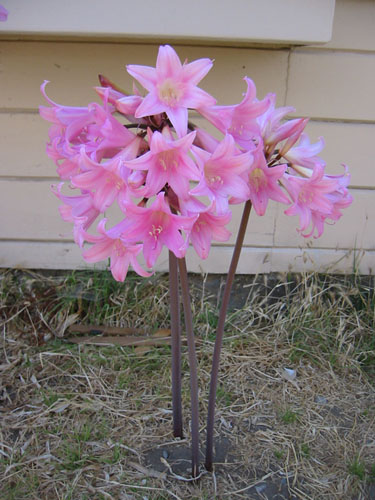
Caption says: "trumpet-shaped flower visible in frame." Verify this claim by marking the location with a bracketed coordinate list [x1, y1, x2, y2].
[117, 193, 197, 267]
[284, 164, 341, 234]
[190, 135, 252, 214]
[188, 203, 232, 259]
[246, 151, 290, 216]
[82, 219, 152, 282]
[0, 5, 8, 21]
[40, 82, 135, 161]
[124, 128, 199, 199]
[51, 183, 100, 246]
[72, 138, 141, 211]
[283, 133, 325, 169]
[199, 77, 270, 150]
[127, 45, 216, 137]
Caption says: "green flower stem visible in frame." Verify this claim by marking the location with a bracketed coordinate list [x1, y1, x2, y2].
[169, 251, 183, 439]
[178, 257, 200, 478]
[205, 200, 252, 471]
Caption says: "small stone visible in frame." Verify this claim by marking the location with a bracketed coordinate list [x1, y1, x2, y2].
[315, 395, 328, 405]
[162, 449, 169, 459]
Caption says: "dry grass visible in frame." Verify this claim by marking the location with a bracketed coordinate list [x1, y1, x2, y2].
[0, 269, 374, 499]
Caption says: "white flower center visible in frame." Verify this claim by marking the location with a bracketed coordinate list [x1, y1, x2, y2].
[158, 79, 183, 107]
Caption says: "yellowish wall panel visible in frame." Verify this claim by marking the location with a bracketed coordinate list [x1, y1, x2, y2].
[287, 50, 375, 121]
[323, 0, 375, 51]
[0, 179, 72, 241]
[1, 241, 373, 275]
[0, 42, 288, 111]
[0, 113, 52, 177]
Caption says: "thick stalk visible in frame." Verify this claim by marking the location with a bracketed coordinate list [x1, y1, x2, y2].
[169, 251, 183, 438]
[178, 257, 200, 478]
[205, 200, 252, 471]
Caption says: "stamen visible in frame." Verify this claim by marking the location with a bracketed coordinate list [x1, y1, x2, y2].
[158, 79, 183, 107]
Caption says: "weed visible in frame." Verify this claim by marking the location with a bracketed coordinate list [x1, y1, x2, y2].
[216, 385, 233, 407]
[348, 458, 366, 480]
[274, 449, 285, 460]
[300, 443, 310, 458]
[280, 409, 299, 424]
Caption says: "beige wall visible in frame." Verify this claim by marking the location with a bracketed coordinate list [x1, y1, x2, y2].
[0, 0, 374, 274]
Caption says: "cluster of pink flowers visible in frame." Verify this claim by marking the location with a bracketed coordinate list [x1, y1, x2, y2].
[40, 45, 352, 282]
[0, 4, 8, 21]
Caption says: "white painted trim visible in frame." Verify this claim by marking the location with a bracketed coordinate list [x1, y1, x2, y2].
[0, 0, 336, 45]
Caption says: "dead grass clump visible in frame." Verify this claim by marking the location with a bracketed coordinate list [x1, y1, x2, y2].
[1, 269, 374, 499]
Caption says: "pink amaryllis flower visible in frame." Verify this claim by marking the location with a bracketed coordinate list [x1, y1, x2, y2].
[188, 203, 232, 260]
[284, 164, 342, 234]
[0, 5, 8, 21]
[124, 127, 199, 199]
[190, 134, 252, 214]
[245, 151, 290, 216]
[82, 219, 152, 282]
[40, 82, 135, 161]
[127, 45, 216, 137]
[257, 94, 307, 158]
[116, 193, 197, 268]
[283, 133, 325, 170]
[199, 77, 270, 151]
[52, 184, 99, 229]
[71, 137, 142, 212]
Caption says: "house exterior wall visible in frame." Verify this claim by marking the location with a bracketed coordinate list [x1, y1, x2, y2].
[0, 0, 374, 274]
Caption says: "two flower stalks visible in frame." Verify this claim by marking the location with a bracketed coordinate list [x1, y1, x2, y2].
[40, 45, 352, 477]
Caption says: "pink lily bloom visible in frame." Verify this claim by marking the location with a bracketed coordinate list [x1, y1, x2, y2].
[82, 220, 152, 282]
[284, 164, 341, 234]
[51, 183, 100, 244]
[72, 138, 142, 212]
[278, 119, 309, 157]
[118, 193, 197, 268]
[127, 45, 216, 137]
[325, 165, 353, 215]
[199, 77, 270, 151]
[190, 135, 252, 214]
[40, 81, 94, 127]
[283, 133, 325, 169]
[303, 171, 352, 239]
[40, 82, 135, 161]
[115, 94, 143, 116]
[189, 203, 232, 259]
[124, 128, 199, 199]
[0, 5, 8, 21]
[246, 150, 290, 216]
[94, 86, 127, 106]
[88, 102, 136, 157]
[257, 94, 307, 157]
[56, 152, 82, 180]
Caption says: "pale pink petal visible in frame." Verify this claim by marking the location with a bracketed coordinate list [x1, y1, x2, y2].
[182, 86, 216, 109]
[166, 106, 188, 137]
[135, 92, 166, 118]
[182, 58, 214, 85]
[83, 239, 114, 263]
[126, 64, 157, 92]
[156, 45, 182, 78]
